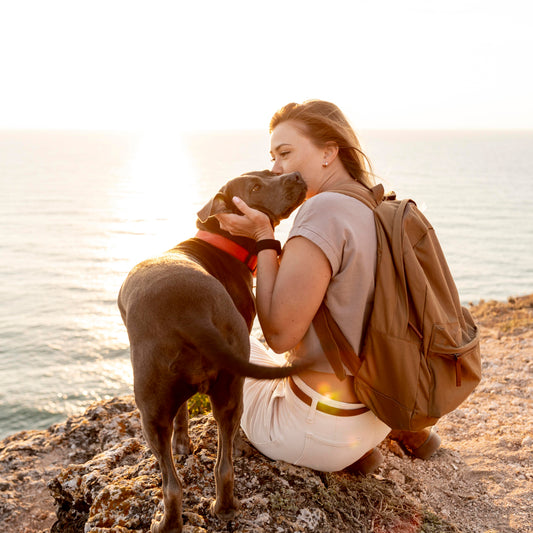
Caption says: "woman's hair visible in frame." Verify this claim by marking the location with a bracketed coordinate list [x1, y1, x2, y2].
[269, 100, 375, 188]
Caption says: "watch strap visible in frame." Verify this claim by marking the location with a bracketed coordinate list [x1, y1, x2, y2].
[255, 239, 282, 255]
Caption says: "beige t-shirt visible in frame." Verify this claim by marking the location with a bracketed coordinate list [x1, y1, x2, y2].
[287, 191, 377, 374]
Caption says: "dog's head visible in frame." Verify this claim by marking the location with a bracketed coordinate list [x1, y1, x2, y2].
[197, 170, 307, 226]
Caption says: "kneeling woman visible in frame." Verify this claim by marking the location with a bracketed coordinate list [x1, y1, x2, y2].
[217, 100, 436, 472]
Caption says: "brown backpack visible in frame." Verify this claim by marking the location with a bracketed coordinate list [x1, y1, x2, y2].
[313, 182, 481, 431]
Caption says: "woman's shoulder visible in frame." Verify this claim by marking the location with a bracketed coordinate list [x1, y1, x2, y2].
[289, 191, 377, 276]
[300, 191, 373, 220]
[291, 192, 374, 245]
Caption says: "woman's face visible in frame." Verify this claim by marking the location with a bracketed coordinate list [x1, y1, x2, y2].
[270, 121, 326, 197]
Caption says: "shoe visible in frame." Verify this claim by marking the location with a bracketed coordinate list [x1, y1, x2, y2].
[344, 447, 384, 475]
[389, 428, 441, 460]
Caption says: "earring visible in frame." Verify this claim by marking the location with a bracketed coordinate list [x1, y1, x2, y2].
[323, 161, 328, 167]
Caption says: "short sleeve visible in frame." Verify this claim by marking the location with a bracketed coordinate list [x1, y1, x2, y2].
[288, 193, 347, 275]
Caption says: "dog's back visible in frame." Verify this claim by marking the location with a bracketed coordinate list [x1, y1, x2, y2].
[118, 249, 251, 383]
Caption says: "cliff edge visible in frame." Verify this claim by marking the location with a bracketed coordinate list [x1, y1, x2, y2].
[1, 295, 532, 532]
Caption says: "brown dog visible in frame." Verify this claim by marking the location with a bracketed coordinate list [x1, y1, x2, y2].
[118, 170, 307, 533]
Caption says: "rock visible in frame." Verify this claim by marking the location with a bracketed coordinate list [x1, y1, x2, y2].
[521, 435, 533, 447]
[0, 397, 434, 533]
[387, 469, 406, 485]
[296, 507, 327, 530]
[0, 397, 141, 532]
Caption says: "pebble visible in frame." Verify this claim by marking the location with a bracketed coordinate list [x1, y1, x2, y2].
[521, 435, 533, 447]
[183, 525, 207, 533]
[388, 469, 406, 485]
[183, 512, 206, 526]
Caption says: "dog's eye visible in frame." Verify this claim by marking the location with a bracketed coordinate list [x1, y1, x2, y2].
[251, 184, 261, 192]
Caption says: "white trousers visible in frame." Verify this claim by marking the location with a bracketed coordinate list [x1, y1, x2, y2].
[240, 337, 391, 472]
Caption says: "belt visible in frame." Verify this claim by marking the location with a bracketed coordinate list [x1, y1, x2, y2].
[288, 377, 370, 417]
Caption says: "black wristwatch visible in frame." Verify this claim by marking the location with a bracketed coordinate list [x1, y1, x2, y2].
[255, 239, 282, 255]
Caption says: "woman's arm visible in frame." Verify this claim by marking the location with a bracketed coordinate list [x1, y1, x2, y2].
[256, 235, 331, 352]
[217, 197, 331, 353]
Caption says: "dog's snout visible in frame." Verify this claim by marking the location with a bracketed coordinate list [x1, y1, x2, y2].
[282, 171, 303, 184]
[280, 171, 306, 196]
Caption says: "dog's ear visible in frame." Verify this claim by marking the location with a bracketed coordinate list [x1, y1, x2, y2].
[197, 193, 233, 222]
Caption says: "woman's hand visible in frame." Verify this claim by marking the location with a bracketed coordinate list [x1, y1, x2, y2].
[216, 197, 275, 241]
[219, 198, 331, 354]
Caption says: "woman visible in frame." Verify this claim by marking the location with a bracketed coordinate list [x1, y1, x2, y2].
[217, 100, 439, 473]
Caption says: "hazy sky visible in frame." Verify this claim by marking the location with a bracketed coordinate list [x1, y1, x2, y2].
[1, 0, 532, 132]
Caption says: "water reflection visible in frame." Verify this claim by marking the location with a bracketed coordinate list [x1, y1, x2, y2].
[109, 130, 202, 266]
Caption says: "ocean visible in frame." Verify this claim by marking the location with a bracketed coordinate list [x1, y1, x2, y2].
[1, 129, 532, 439]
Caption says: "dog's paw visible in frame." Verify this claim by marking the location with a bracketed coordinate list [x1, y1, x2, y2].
[172, 438, 193, 456]
[210, 497, 241, 520]
[233, 433, 254, 457]
[150, 515, 182, 533]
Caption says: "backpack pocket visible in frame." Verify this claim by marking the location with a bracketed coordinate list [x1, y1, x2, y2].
[426, 321, 481, 418]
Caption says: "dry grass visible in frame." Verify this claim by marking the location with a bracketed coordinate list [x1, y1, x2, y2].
[469, 293, 533, 335]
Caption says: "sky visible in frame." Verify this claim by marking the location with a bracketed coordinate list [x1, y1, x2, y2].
[0, 0, 532, 132]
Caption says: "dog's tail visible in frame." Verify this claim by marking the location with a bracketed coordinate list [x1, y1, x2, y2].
[188, 326, 311, 380]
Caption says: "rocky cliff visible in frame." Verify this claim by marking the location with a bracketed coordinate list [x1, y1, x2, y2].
[1, 295, 532, 532]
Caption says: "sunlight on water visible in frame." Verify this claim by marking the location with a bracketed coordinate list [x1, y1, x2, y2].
[93, 131, 208, 383]
[110, 130, 203, 267]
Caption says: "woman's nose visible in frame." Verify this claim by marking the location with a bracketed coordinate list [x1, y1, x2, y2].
[271, 159, 283, 175]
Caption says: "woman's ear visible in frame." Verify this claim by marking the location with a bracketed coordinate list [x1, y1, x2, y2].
[324, 142, 339, 163]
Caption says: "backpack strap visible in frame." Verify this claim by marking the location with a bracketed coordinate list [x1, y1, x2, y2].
[313, 302, 363, 381]
[328, 182, 385, 210]
[311, 181, 385, 381]
[390, 198, 411, 292]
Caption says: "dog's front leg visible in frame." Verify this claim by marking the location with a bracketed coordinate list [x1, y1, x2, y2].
[209, 374, 244, 518]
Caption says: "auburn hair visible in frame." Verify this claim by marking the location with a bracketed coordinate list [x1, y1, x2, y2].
[269, 100, 375, 188]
